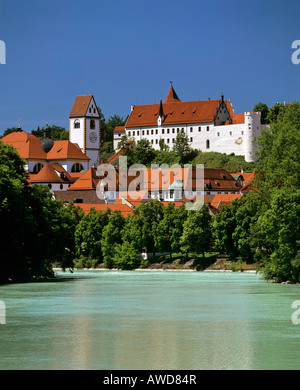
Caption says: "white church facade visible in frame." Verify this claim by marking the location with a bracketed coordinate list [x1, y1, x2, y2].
[113, 85, 268, 162]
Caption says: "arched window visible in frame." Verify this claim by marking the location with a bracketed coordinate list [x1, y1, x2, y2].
[90, 119, 95, 129]
[206, 139, 210, 149]
[71, 163, 84, 172]
[74, 120, 80, 129]
[33, 163, 44, 173]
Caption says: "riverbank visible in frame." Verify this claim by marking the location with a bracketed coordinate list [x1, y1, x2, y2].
[59, 256, 259, 273]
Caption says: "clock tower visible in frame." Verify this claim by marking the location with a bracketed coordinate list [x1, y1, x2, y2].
[69, 94, 101, 167]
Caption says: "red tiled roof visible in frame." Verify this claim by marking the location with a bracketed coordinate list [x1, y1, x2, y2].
[113, 126, 125, 133]
[211, 193, 242, 209]
[67, 167, 241, 193]
[231, 171, 255, 186]
[46, 140, 89, 161]
[163, 85, 181, 104]
[1, 131, 89, 161]
[69, 95, 93, 117]
[126, 98, 234, 128]
[67, 167, 100, 191]
[1, 131, 47, 160]
[74, 203, 132, 217]
[29, 163, 74, 184]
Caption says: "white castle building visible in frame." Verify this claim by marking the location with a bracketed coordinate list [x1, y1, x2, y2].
[113, 85, 267, 162]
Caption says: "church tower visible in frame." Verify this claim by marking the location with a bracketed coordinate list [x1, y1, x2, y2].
[69, 94, 101, 167]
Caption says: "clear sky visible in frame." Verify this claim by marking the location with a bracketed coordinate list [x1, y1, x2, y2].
[0, 0, 300, 134]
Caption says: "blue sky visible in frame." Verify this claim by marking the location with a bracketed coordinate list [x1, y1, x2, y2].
[0, 0, 300, 134]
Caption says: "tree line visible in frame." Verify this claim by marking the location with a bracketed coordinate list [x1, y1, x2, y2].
[0, 101, 299, 283]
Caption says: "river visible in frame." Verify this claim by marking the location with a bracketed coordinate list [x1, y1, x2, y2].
[0, 270, 299, 370]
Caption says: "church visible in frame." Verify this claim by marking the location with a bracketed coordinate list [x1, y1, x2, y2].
[113, 85, 268, 162]
[1, 94, 101, 193]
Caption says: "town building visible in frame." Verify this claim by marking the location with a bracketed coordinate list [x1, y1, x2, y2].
[113, 85, 268, 162]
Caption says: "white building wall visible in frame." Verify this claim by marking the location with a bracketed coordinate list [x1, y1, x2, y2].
[114, 112, 264, 161]
[212, 123, 246, 155]
[69, 118, 85, 150]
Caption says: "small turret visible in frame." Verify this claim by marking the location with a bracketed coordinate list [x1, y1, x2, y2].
[157, 99, 165, 126]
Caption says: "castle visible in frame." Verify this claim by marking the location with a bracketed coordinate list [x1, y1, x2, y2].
[113, 85, 267, 162]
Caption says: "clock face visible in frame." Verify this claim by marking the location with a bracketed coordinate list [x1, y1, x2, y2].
[89, 131, 97, 143]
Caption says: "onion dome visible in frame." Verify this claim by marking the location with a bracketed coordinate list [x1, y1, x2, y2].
[40, 123, 54, 153]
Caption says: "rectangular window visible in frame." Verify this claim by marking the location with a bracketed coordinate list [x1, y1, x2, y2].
[167, 128, 170, 133]
[172, 128, 175, 133]
[162, 129, 165, 134]
[142, 130, 145, 135]
[156, 129, 158, 134]
[198, 127, 201, 132]
[207, 126, 209, 131]
[190, 127, 193, 132]
[167, 139, 170, 143]
[151, 129, 153, 135]
[133, 131, 135, 136]
[137, 131, 139, 136]
[241, 131, 244, 135]
[190, 137, 193, 142]
[230, 131, 232, 136]
[156, 139, 158, 144]
[128, 131, 131, 136]
[147, 130, 149, 135]
[151, 140, 153, 144]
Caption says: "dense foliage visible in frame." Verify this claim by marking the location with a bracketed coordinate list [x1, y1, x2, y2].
[0, 143, 83, 283]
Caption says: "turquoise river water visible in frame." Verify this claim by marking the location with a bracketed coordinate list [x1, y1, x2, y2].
[0, 270, 300, 370]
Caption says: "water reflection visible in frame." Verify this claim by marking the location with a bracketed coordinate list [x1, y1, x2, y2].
[0, 271, 299, 370]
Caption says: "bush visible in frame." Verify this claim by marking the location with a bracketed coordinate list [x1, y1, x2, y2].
[112, 241, 141, 270]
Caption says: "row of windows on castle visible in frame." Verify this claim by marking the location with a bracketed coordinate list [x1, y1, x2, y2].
[126, 126, 245, 138]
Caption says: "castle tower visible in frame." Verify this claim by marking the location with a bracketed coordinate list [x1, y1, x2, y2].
[69, 94, 100, 167]
[244, 112, 261, 162]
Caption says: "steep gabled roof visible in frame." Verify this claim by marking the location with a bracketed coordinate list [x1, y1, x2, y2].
[126, 99, 231, 128]
[69, 95, 93, 117]
[29, 163, 74, 184]
[163, 85, 181, 104]
[67, 167, 100, 191]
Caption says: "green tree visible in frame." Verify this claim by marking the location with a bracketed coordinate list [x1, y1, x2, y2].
[180, 205, 212, 259]
[133, 138, 156, 166]
[155, 203, 187, 258]
[257, 190, 300, 283]
[173, 130, 191, 160]
[253, 102, 269, 124]
[112, 241, 141, 270]
[31, 125, 69, 140]
[75, 208, 110, 261]
[101, 210, 125, 268]
[254, 101, 300, 190]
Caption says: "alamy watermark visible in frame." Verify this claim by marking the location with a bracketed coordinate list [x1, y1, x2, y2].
[291, 40, 300, 65]
[0, 40, 6, 64]
[95, 157, 205, 210]
[291, 300, 300, 325]
[0, 300, 6, 324]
